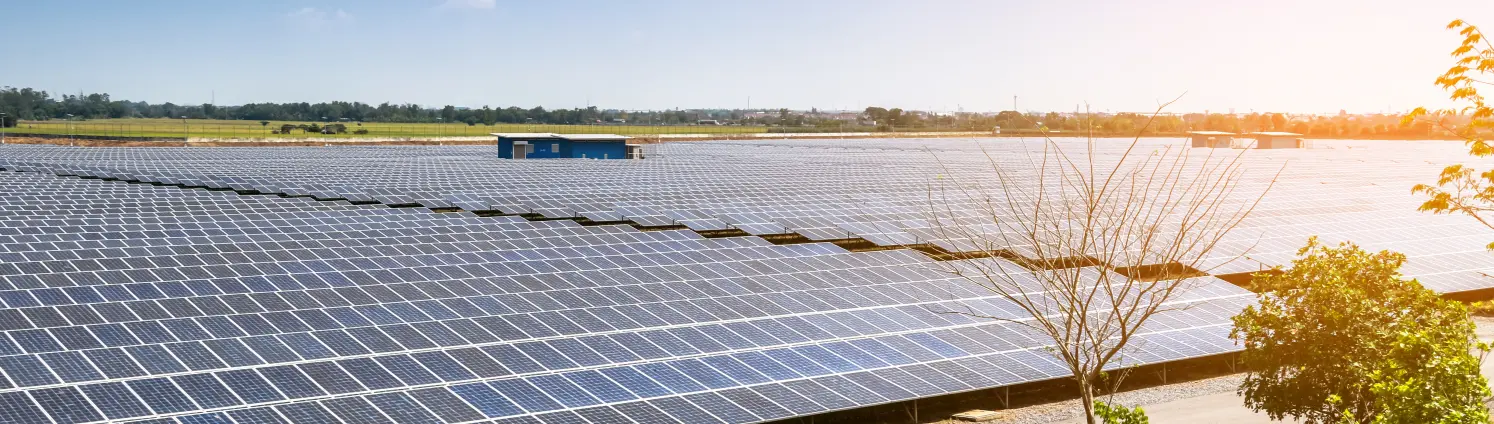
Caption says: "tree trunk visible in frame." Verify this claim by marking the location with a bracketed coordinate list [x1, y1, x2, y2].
[1079, 377, 1097, 424]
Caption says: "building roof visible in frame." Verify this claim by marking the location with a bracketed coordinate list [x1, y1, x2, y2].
[1187, 131, 1236, 136]
[1247, 131, 1303, 137]
[490, 133, 630, 142]
[558, 134, 631, 142]
[491, 133, 563, 139]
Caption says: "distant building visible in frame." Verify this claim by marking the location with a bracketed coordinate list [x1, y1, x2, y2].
[1187, 131, 1235, 148]
[1245, 132, 1305, 149]
[493, 133, 635, 159]
[696, 120, 722, 126]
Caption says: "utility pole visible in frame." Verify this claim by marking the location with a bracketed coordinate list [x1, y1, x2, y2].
[0, 112, 7, 145]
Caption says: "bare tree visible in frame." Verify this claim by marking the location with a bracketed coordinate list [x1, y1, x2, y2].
[924, 101, 1278, 423]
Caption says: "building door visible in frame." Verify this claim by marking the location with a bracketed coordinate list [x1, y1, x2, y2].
[514, 144, 529, 159]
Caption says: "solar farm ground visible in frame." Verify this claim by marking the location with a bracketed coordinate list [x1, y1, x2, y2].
[0, 137, 1486, 424]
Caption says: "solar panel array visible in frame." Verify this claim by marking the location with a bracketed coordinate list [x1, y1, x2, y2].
[0, 138, 1485, 423]
[2, 138, 1491, 291]
[0, 156, 1252, 424]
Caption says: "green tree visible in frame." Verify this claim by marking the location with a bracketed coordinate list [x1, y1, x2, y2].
[1231, 238, 1490, 424]
[1406, 20, 1494, 246]
[1094, 402, 1148, 424]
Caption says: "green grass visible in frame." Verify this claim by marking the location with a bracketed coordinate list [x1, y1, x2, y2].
[2, 118, 770, 139]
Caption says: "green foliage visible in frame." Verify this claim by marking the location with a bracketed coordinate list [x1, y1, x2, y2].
[1093, 401, 1148, 424]
[1231, 238, 1490, 424]
[1407, 19, 1494, 243]
[1469, 300, 1494, 316]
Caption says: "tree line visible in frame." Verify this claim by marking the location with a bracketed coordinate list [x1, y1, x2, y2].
[0, 86, 738, 126]
[0, 86, 1457, 138]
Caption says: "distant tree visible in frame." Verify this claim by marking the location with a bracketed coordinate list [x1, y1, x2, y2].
[1244, 113, 1264, 132]
[305, 123, 321, 134]
[280, 124, 296, 134]
[993, 110, 1026, 130]
[1232, 238, 1489, 424]
[1289, 122, 1310, 134]
[1406, 19, 1494, 245]
[886, 108, 904, 127]
[1270, 113, 1287, 131]
[863, 107, 889, 123]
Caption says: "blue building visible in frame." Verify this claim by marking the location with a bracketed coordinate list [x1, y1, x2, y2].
[494, 133, 638, 159]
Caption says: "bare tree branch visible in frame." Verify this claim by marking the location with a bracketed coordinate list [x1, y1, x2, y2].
[920, 97, 1274, 423]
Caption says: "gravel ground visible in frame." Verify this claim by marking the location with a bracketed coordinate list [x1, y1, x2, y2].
[968, 374, 1246, 424]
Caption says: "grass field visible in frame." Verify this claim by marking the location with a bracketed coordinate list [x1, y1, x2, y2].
[2, 118, 771, 139]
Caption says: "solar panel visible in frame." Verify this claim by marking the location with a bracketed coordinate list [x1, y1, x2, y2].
[0, 137, 1471, 423]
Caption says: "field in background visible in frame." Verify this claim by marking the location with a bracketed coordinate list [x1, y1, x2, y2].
[3, 118, 771, 139]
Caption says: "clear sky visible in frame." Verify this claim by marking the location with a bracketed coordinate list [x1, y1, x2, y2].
[3, 0, 1492, 114]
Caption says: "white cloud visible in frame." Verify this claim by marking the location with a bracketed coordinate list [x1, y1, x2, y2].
[439, 0, 496, 10]
[286, 7, 354, 29]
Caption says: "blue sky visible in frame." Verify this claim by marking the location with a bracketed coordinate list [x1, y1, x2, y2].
[3, 0, 1493, 113]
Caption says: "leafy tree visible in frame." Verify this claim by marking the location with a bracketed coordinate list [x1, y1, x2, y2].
[993, 110, 1027, 129]
[1271, 113, 1287, 131]
[1093, 402, 1148, 424]
[279, 124, 296, 134]
[305, 123, 321, 134]
[1406, 19, 1494, 245]
[1231, 238, 1490, 424]
[886, 108, 904, 127]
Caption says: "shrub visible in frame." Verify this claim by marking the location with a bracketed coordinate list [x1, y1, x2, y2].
[1232, 237, 1490, 423]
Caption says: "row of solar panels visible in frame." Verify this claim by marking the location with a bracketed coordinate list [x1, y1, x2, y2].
[0, 167, 1254, 424]
[1, 139, 1489, 294]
